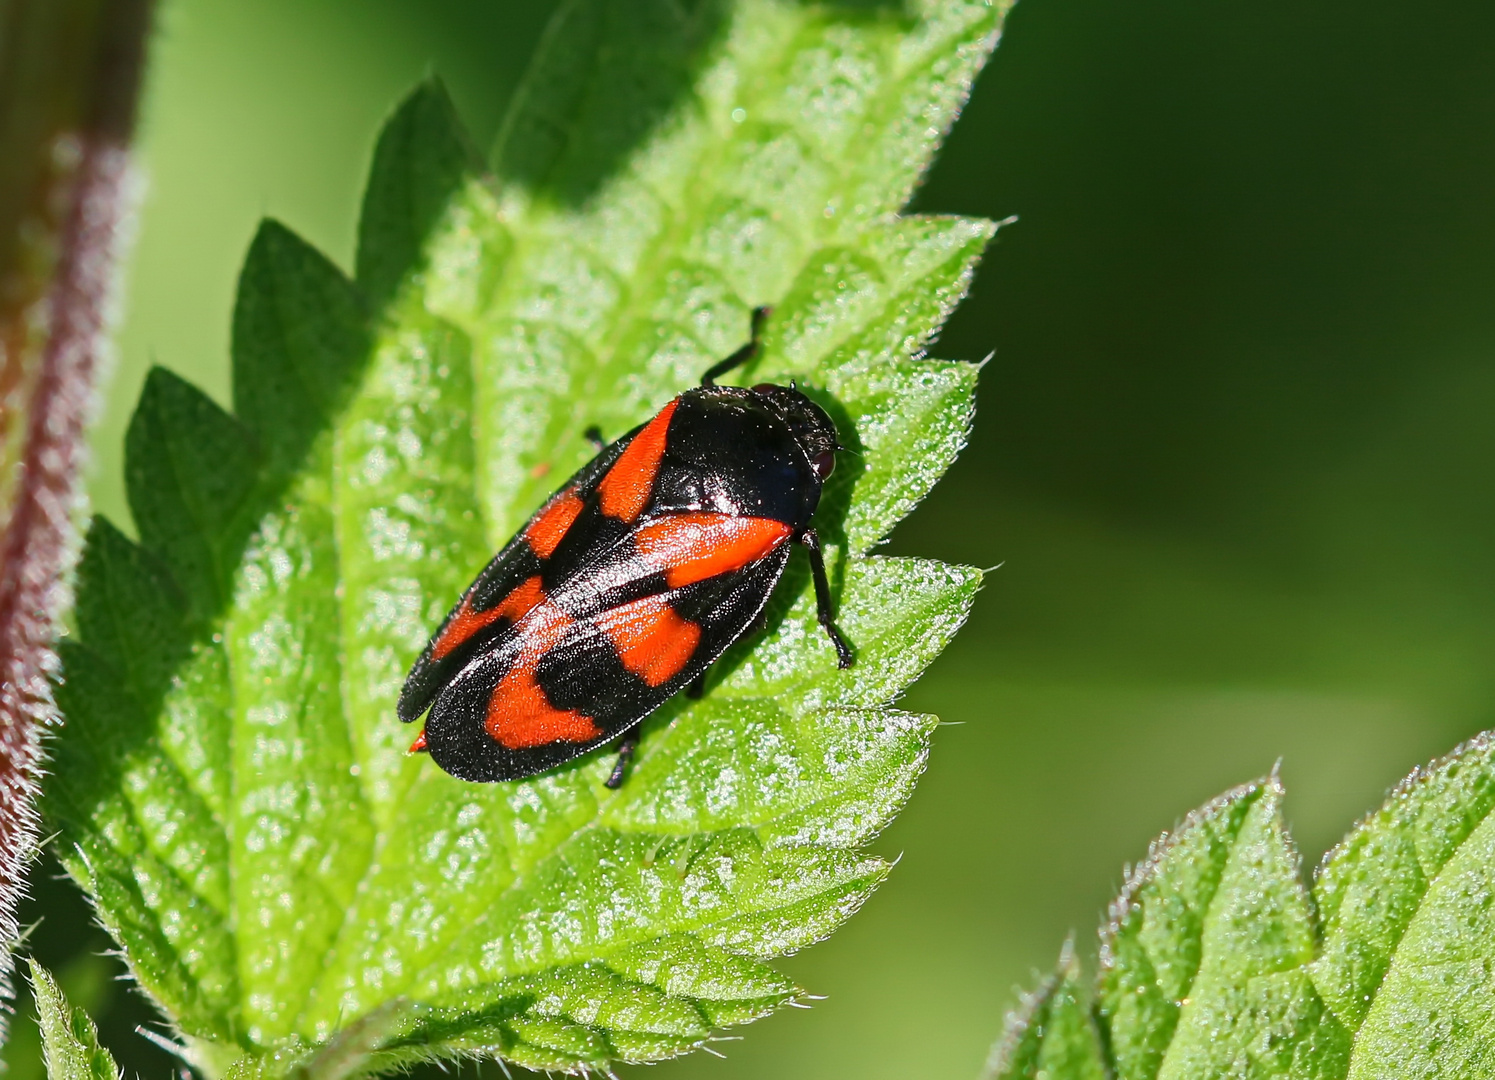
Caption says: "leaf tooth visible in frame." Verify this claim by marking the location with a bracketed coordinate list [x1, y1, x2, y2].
[769, 246, 889, 371]
[982, 941, 1107, 1080]
[758, 217, 991, 381]
[231, 219, 369, 478]
[845, 0, 1002, 222]
[515, 965, 709, 1038]
[602, 699, 809, 834]
[760, 709, 939, 851]
[603, 695, 942, 843]
[118, 747, 231, 915]
[126, 366, 260, 622]
[357, 78, 487, 313]
[73, 516, 189, 710]
[1099, 775, 1344, 1080]
[454, 827, 777, 982]
[501, 1015, 611, 1072]
[716, 556, 979, 707]
[601, 933, 797, 1007]
[697, 855, 888, 961]
[603, 1028, 712, 1065]
[833, 358, 979, 553]
[1339, 799, 1495, 1075]
[29, 960, 123, 1080]
[1314, 731, 1495, 1042]
[1096, 778, 1267, 1078]
[58, 838, 240, 1042]
[491, 0, 726, 205]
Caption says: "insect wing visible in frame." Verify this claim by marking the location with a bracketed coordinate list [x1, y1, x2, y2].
[421, 534, 792, 782]
[396, 428, 635, 724]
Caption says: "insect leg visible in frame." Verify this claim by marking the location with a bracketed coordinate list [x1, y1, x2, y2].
[605, 732, 640, 789]
[700, 306, 770, 386]
[583, 425, 606, 451]
[800, 528, 854, 668]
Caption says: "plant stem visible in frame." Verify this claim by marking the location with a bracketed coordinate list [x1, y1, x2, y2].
[0, 0, 153, 1037]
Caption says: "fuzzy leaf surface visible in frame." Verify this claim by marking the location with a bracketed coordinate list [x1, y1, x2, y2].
[983, 946, 1105, 1080]
[986, 732, 1495, 1079]
[29, 962, 121, 1080]
[47, 0, 1003, 1074]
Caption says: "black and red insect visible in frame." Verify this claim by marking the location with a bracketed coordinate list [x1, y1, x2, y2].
[398, 308, 853, 786]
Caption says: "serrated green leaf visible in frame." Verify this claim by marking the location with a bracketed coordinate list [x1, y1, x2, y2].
[28, 961, 120, 1080]
[48, 1, 1002, 1075]
[72, 518, 189, 709]
[231, 221, 370, 477]
[1107, 776, 1349, 1080]
[983, 945, 1105, 1080]
[992, 732, 1495, 1080]
[355, 79, 489, 312]
[1322, 732, 1495, 1079]
[126, 369, 260, 621]
[48, 638, 240, 1039]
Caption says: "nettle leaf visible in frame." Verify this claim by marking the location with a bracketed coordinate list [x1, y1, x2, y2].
[29, 961, 121, 1080]
[47, 1, 1006, 1075]
[983, 733, 1495, 1080]
[984, 944, 1105, 1080]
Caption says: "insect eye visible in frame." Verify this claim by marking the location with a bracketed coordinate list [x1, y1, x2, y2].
[812, 449, 836, 479]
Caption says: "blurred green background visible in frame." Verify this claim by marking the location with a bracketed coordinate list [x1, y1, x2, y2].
[15, 1, 1495, 1078]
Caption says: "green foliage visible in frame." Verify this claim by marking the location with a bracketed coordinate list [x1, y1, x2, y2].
[984, 733, 1495, 1080]
[983, 944, 1105, 1080]
[28, 962, 121, 1080]
[44, 1, 1004, 1076]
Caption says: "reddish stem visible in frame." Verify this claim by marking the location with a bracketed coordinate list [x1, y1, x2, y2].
[0, 0, 153, 1028]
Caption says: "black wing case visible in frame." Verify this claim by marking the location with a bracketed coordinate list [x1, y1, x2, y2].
[421, 547, 791, 782]
[396, 429, 637, 724]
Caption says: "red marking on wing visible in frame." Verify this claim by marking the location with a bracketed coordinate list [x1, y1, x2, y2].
[524, 488, 584, 559]
[431, 574, 547, 661]
[485, 603, 602, 749]
[409, 731, 428, 753]
[597, 399, 679, 522]
[596, 594, 702, 687]
[635, 513, 793, 588]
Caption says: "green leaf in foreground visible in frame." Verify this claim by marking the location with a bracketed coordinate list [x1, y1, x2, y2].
[983, 732, 1495, 1080]
[28, 961, 120, 1080]
[46, 0, 1007, 1075]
